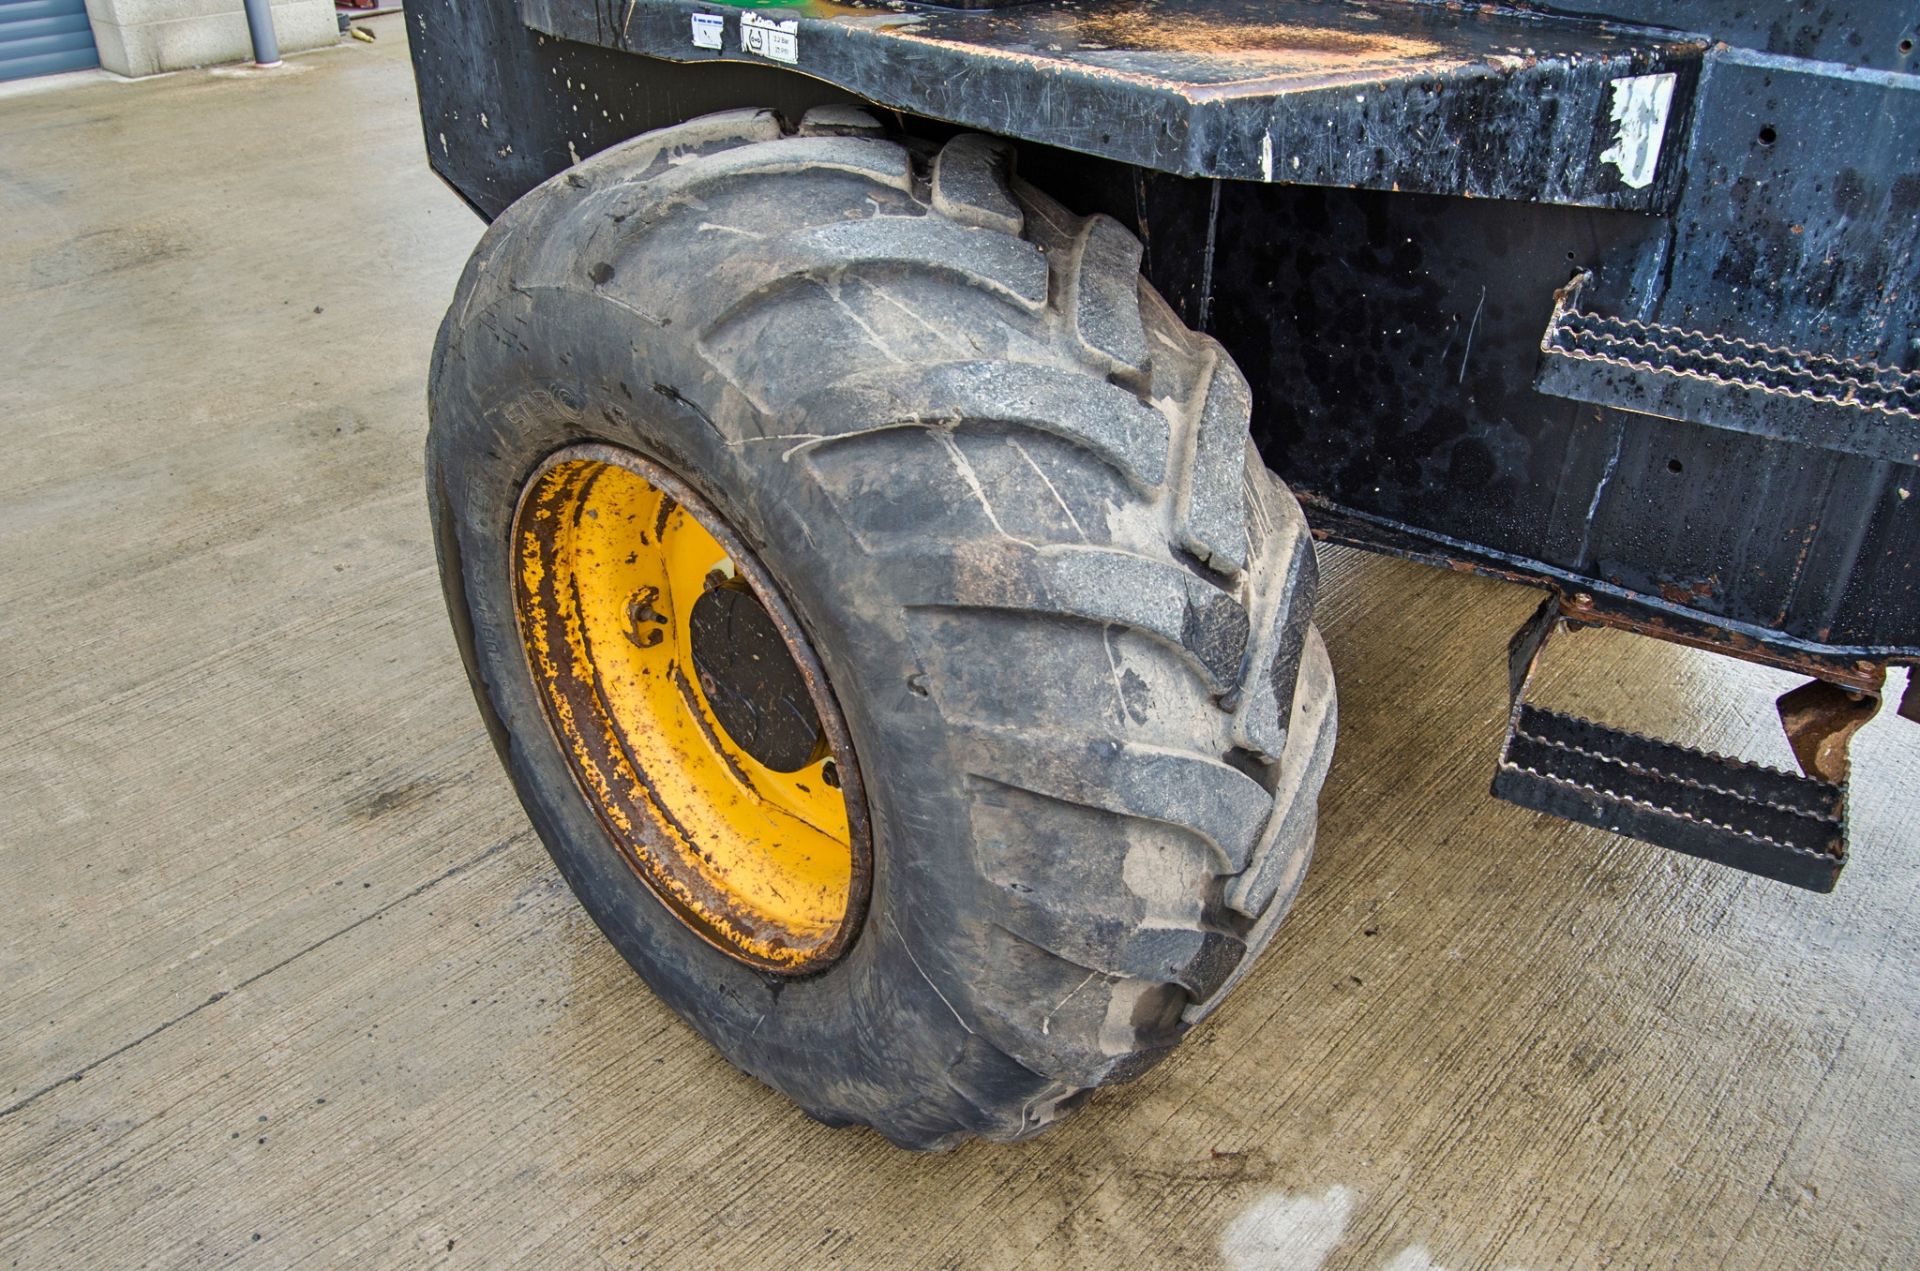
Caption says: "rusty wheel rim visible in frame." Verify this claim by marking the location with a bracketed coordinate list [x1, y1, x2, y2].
[511, 443, 870, 973]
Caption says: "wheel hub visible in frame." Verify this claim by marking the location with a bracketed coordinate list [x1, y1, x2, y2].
[687, 581, 826, 774]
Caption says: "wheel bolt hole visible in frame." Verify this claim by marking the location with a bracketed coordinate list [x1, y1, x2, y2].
[1757, 124, 1778, 147]
[1668, 458, 1684, 474]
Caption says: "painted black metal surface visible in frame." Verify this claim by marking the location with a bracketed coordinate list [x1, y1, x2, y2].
[408, 0, 1920, 673]
[1190, 170, 1920, 660]
[1163, 34, 1920, 663]
[1517, 1, 1920, 75]
[520, 0, 1703, 209]
[405, 0, 853, 218]
[1300, 498, 1899, 685]
[1660, 51, 1920, 369]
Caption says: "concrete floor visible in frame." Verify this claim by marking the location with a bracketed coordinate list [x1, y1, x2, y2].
[2, 20, 1917, 1269]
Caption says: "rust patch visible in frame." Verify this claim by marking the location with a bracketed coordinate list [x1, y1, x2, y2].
[1776, 678, 1882, 786]
[1076, 11, 1440, 63]
[1558, 595, 1887, 695]
[1657, 576, 1718, 605]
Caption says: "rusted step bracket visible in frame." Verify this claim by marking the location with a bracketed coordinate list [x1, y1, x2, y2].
[1536, 272, 1920, 465]
[1490, 594, 1877, 892]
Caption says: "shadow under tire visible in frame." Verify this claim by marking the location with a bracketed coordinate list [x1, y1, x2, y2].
[426, 107, 1338, 1149]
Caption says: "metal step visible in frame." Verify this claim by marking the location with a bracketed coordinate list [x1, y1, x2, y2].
[1494, 703, 1846, 891]
[1487, 593, 1866, 892]
[1535, 273, 1920, 465]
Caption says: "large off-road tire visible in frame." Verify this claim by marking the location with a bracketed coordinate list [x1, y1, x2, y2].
[427, 107, 1337, 1149]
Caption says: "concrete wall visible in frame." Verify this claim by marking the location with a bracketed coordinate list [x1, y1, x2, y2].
[84, 0, 336, 77]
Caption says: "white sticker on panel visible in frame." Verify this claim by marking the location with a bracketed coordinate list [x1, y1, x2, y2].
[741, 11, 799, 64]
[1600, 72, 1677, 191]
[690, 12, 723, 50]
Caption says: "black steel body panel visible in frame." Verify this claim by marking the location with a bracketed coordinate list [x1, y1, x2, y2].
[523, 0, 1702, 208]
[1525, 1, 1920, 74]
[408, 0, 1920, 669]
[1193, 179, 1920, 659]
[1661, 52, 1920, 367]
[405, 0, 852, 219]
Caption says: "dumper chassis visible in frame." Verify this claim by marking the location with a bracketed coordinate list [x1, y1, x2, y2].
[410, 0, 1920, 1146]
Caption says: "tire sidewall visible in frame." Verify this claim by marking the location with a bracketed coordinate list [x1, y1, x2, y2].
[428, 283, 996, 1130]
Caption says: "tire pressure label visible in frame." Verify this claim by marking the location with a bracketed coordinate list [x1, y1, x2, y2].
[741, 12, 799, 64]
[690, 12, 723, 49]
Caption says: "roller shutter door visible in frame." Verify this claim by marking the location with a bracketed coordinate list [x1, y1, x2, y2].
[0, 0, 100, 83]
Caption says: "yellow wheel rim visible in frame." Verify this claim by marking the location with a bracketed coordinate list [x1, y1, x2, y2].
[512, 444, 868, 972]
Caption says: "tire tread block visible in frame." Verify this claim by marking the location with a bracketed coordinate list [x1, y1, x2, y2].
[931, 133, 1025, 235]
[786, 360, 1169, 489]
[1066, 213, 1151, 377]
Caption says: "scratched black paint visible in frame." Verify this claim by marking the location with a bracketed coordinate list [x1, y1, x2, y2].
[522, 0, 1703, 208]
[405, 0, 853, 218]
[408, 0, 1920, 666]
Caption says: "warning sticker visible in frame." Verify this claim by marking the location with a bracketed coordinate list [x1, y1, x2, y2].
[690, 12, 723, 50]
[741, 11, 799, 64]
[1600, 72, 1677, 191]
